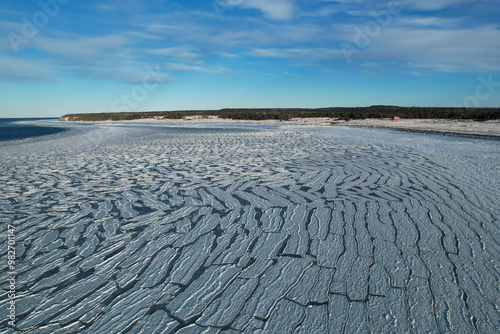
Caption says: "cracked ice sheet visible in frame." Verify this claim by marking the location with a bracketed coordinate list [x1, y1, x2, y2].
[0, 121, 498, 333]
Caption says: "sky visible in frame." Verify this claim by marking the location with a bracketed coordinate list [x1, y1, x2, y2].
[1, 0, 499, 118]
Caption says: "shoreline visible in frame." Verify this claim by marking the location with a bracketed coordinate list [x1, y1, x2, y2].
[75, 116, 500, 139]
[102, 116, 338, 126]
[344, 124, 500, 140]
[339, 118, 500, 139]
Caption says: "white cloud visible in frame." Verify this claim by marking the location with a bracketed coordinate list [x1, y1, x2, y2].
[32, 35, 128, 59]
[2, 0, 498, 86]
[321, 0, 474, 11]
[402, 16, 462, 28]
[0, 33, 180, 84]
[0, 56, 56, 82]
[217, 51, 241, 58]
[408, 0, 475, 11]
[220, 0, 295, 20]
[0, 8, 25, 16]
[141, 7, 500, 74]
[145, 46, 202, 60]
[319, 0, 476, 14]
[302, 5, 339, 17]
[351, 25, 500, 72]
[406, 62, 466, 73]
[161, 63, 206, 71]
[250, 47, 340, 60]
[70, 65, 177, 85]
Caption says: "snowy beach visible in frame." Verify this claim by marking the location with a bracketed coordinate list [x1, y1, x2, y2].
[80, 116, 500, 139]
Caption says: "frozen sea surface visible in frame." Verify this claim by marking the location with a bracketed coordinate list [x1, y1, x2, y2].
[0, 122, 499, 333]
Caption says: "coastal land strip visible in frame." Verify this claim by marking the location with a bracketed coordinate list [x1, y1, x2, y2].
[60, 107, 500, 138]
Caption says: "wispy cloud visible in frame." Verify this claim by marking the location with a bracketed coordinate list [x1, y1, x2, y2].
[69, 64, 177, 85]
[1, 0, 499, 116]
[0, 8, 26, 16]
[218, 0, 295, 20]
[302, 5, 340, 17]
[144, 46, 202, 61]
[32, 35, 129, 59]
[249, 47, 340, 60]
[0, 56, 57, 82]
[356, 25, 500, 72]
[408, 0, 476, 11]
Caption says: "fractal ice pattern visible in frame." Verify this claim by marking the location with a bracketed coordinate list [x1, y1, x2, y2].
[0, 122, 499, 333]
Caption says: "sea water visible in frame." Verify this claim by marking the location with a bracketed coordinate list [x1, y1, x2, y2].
[0, 118, 68, 142]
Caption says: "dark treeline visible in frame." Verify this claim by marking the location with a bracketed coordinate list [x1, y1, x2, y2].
[60, 106, 500, 122]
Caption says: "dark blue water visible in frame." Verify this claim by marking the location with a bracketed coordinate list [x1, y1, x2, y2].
[0, 118, 68, 142]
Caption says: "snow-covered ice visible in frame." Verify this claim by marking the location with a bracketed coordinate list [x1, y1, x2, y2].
[0, 121, 499, 333]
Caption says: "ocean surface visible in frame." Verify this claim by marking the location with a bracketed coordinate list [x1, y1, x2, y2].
[0, 118, 69, 142]
[0, 120, 498, 333]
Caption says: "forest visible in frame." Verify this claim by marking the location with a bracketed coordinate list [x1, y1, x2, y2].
[60, 106, 500, 122]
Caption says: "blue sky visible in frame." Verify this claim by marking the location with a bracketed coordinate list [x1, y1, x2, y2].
[1, 0, 499, 118]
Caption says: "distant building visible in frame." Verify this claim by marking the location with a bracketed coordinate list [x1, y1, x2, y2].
[392, 116, 401, 120]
